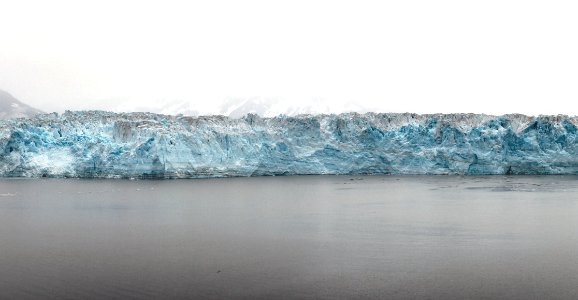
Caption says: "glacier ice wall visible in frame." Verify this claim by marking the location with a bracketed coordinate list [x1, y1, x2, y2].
[1, 111, 577, 178]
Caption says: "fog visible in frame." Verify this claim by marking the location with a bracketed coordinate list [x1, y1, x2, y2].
[1, 0, 577, 116]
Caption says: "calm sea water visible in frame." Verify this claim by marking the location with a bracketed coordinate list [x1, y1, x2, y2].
[1, 176, 577, 299]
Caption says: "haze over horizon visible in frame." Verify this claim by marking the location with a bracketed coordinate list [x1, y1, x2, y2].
[1, 0, 577, 116]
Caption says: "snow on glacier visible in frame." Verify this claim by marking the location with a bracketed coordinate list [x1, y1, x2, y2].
[1, 111, 577, 178]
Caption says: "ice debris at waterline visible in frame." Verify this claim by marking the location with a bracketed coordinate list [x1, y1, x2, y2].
[1, 111, 578, 178]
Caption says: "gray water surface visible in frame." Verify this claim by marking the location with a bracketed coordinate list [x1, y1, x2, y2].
[1, 176, 577, 299]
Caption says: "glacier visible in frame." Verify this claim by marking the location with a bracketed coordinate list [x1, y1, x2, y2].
[1, 111, 577, 178]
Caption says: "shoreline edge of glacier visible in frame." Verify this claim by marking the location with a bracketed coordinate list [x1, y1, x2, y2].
[1, 111, 577, 178]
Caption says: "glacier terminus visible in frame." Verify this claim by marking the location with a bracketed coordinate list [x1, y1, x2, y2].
[1, 111, 577, 178]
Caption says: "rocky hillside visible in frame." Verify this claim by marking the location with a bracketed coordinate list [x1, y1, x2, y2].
[0, 90, 43, 120]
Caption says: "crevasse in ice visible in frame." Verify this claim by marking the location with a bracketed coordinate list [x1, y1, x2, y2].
[1, 111, 577, 178]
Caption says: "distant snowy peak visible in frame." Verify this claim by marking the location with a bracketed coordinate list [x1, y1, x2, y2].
[0, 90, 43, 120]
[219, 98, 373, 118]
[114, 97, 373, 118]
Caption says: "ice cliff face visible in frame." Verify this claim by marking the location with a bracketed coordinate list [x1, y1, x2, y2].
[1, 111, 577, 178]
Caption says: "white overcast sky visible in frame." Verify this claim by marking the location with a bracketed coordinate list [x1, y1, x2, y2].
[1, 0, 577, 116]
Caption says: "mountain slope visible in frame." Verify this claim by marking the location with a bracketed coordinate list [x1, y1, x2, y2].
[0, 90, 43, 120]
[1, 111, 577, 178]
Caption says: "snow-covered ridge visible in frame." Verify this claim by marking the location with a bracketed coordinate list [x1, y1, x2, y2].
[1, 111, 577, 178]
[0, 90, 43, 120]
